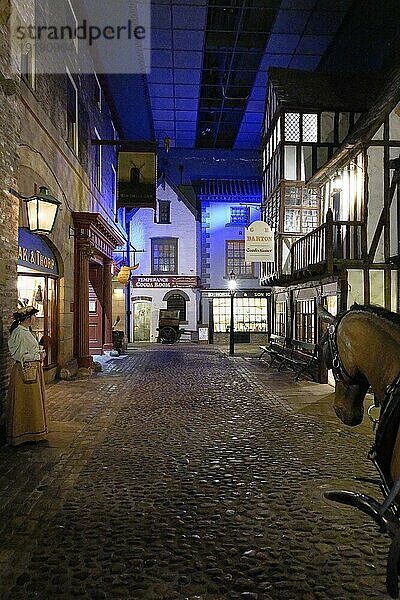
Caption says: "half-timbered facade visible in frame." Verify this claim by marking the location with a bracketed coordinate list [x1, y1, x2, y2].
[260, 67, 400, 381]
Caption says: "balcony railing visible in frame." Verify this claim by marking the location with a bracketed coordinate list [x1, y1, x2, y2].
[261, 209, 366, 284]
[261, 232, 301, 282]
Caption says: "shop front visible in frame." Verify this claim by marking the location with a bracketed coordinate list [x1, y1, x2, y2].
[72, 213, 125, 367]
[17, 228, 60, 380]
[202, 290, 269, 344]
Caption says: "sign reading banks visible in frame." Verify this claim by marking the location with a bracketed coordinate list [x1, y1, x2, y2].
[245, 220, 274, 263]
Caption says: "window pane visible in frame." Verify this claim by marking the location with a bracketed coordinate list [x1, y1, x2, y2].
[159, 201, 170, 223]
[295, 299, 315, 342]
[302, 113, 318, 142]
[167, 293, 186, 321]
[284, 145, 297, 180]
[320, 112, 334, 143]
[284, 112, 300, 142]
[230, 206, 249, 224]
[226, 240, 253, 276]
[275, 301, 286, 336]
[152, 238, 177, 274]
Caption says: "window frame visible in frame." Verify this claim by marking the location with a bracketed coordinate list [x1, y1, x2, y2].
[158, 200, 171, 224]
[151, 237, 178, 275]
[225, 240, 254, 278]
[167, 293, 187, 322]
[229, 205, 249, 226]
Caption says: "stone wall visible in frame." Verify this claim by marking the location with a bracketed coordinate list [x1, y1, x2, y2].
[0, 1, 21, 439]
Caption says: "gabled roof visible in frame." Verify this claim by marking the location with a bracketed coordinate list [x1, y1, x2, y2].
[197, 178, 261, 200]
[345, 66, 400, 144]
[309, 66, 400, 182]
[268, 67, 383, 112]
[160, 177, 200, 219]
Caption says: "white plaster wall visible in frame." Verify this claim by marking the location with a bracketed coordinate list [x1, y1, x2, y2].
[207, 201, 260, 290]
[389, 106, 400, 140]
[369, 270, 385, 306]
[389, 146, 400, 257]
[130, 181, 200, 342]
[347, 269, 364, 306]
[131, 287, 199, 342]
[132, 182, 198, 278]
[367, 146, 385, 262]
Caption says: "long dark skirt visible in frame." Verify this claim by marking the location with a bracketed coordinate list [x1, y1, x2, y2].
[6, 361, 48, 445]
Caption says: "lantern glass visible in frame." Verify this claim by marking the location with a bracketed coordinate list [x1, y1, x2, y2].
[228, 271, 237, 293]
[25, 187, 60, 234]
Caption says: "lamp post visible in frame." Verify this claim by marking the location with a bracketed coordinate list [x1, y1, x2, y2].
[228, 270, 237, 356]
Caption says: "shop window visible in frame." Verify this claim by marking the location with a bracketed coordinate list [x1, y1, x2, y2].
[230, 206, 249, 225]
[158, 201, 171, 224]
[226, 240, 254, 277]
[167, 293, 186, 322]
[17, 271, 58, 369]
[151, 237, 177, 274]
[274, 300, 286, 336]
[213, 296, 267, 333]
[295, 299, 315, 343]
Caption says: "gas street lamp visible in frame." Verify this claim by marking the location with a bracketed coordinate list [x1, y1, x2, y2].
[24, 186, 61, 234]
[228, 270, 237, 356]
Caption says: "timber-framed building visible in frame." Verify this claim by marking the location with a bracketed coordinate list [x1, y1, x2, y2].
[260, 67, 400, 382]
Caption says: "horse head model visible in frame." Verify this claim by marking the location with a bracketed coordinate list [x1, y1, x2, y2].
[319, 303, 400, 597]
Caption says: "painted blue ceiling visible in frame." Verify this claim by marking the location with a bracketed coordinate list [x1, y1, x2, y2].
[104, 0, 387, 151]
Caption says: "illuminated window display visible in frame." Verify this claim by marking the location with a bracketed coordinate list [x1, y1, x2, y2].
[213, 296, 267, 333]
[17, 229, 59, 369]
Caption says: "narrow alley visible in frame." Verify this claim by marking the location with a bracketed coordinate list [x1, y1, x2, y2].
[0, 345, 389, 599]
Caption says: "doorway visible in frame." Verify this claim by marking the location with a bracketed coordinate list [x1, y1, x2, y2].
[133, 300, 151, 341]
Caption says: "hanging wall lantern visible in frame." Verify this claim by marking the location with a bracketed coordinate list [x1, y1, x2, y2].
[24, 186, 61, 234]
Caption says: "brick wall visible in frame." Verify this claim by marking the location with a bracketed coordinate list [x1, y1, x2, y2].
[0, 2, 21, 439]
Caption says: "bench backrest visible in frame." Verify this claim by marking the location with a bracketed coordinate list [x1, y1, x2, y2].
[292, 340, 317, 355]
[269, 334, 286, 347]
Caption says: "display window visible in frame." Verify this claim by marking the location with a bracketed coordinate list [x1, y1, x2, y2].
[17, 228, 59, 369]
[17, 268, 58, 368]
[213, 296, 267, 333]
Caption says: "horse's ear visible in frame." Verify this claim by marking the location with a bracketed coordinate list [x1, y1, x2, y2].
[317, 304, 335, 323]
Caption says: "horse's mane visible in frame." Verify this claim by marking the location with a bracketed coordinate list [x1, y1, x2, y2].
[349, 303, 400, 328]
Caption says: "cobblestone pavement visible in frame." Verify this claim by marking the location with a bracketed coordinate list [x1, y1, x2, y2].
[0, 344, 392, 599]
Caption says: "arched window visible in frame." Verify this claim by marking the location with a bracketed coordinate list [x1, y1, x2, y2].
[167, 293, 186, 322]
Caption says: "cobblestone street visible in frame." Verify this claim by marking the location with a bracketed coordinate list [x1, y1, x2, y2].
[0, 344, 391, 599]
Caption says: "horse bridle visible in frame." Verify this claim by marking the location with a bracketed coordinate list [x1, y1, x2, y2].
[326, 313, 360, 387]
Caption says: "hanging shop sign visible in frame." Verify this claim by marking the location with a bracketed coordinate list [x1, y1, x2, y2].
[18, 228, 59, 275]
[117, 150, 156, 210]
[131, 276, 199, 288]
[245, 220, 274, 263]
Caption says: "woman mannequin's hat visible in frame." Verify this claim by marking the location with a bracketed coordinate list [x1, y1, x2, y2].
[13, 306, 39, 320]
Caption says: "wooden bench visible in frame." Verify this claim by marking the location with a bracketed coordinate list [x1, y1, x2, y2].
[259, 334, 288, 368]
[282, 340, 318, 381]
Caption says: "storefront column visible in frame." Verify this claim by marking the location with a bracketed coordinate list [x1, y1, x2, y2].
[103, 258, 113, 351]
[74, 239, 92, 368]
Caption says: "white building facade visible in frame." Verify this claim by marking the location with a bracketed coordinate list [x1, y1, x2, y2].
[129, 179, 201, 342]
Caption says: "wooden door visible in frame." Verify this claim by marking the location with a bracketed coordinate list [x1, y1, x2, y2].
[133, 301, 151, 341]
[89, 264, 103, 355]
